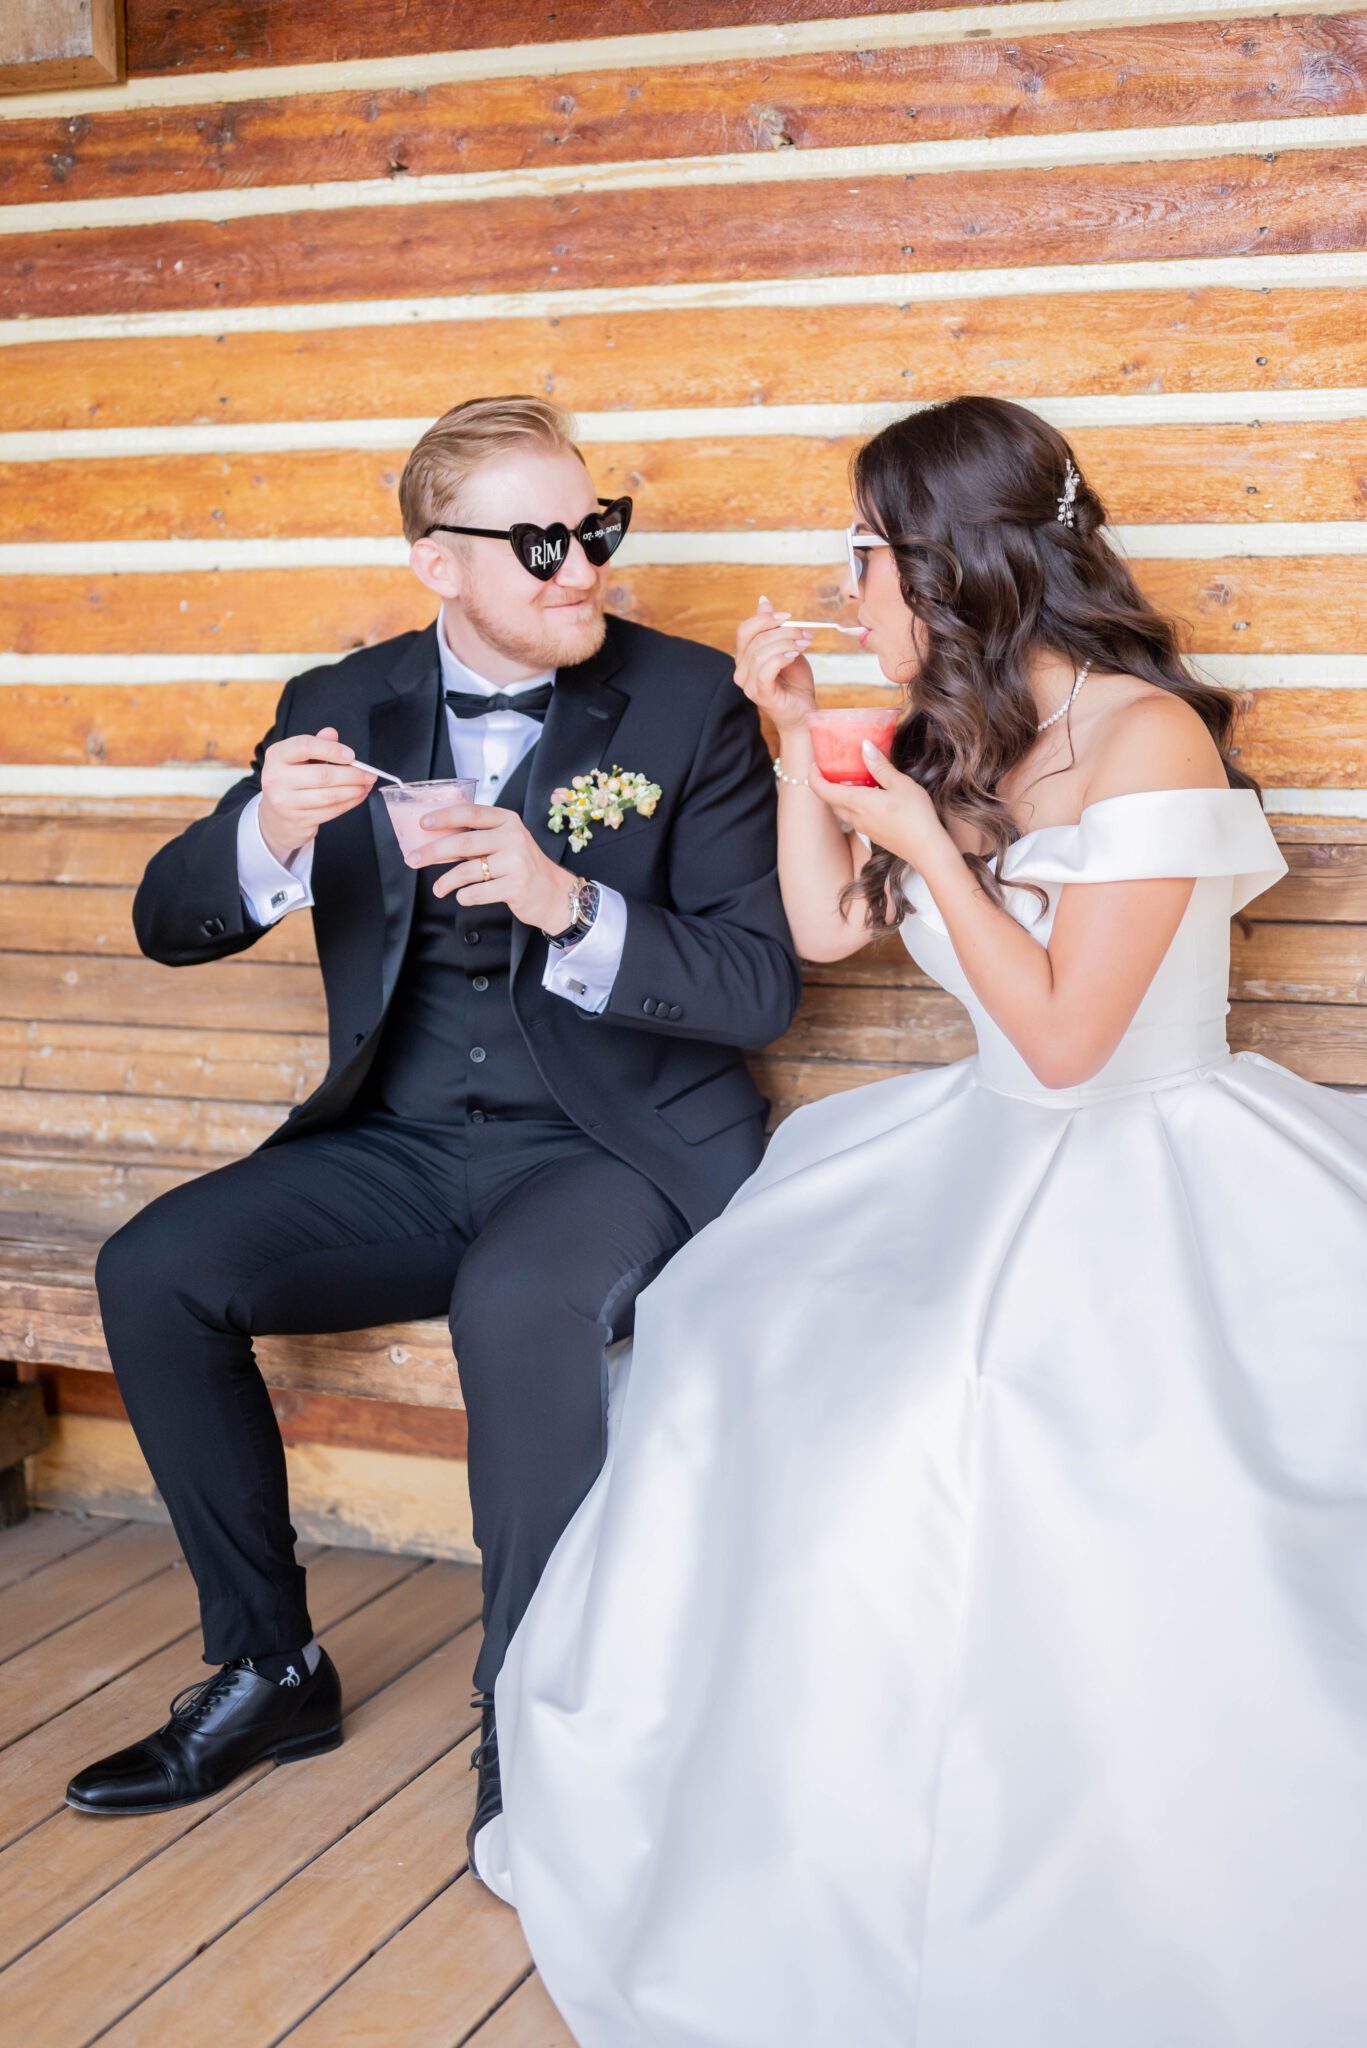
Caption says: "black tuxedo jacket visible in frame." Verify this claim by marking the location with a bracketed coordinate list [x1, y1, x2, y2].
[132, 615, 801, 1230]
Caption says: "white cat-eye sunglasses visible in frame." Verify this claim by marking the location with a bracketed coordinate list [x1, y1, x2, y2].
[785, 526, 893, 636]
[846, 522, 892, 587]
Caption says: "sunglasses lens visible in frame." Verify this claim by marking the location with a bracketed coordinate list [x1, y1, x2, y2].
[508, 523, 569, 580]
[578, 496, 632, 566]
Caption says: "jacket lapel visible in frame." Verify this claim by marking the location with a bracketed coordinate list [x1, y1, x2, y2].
[363, 624, 443, 1009]
[512, 623, 630, 984]
[520, 625, 630, 868]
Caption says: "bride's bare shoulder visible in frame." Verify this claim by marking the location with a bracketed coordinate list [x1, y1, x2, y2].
[1082, 679, 1229, 806]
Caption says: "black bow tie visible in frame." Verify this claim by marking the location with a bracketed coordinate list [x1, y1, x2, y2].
[444, 682, 555, 722]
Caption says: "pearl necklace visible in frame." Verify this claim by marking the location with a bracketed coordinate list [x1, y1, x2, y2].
[1037, 659, 1092, 733]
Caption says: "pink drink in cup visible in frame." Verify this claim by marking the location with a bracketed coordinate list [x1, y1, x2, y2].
[805, 708, 900, 786]
[380, 777, 478, 866]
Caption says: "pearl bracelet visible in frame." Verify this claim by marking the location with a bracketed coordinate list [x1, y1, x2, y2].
[772, 758, 810, 788]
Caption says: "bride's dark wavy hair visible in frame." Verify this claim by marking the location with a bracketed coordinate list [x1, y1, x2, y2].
[845, 396, 1255, 930]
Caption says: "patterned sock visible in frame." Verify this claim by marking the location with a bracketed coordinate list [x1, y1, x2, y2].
[245, 1639, 322, 1687]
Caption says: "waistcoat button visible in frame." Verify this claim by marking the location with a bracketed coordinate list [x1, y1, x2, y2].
[465, 930, 482, 946]
[469, 1045, 487, 1064]
[470, 1109, 487, 1124]
[472, 974, 490, 992]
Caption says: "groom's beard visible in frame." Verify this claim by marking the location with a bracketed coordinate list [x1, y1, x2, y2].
[457, 584, 608, 673]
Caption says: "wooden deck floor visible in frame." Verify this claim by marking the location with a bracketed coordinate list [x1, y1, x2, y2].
[0, 1509, 576, 2047]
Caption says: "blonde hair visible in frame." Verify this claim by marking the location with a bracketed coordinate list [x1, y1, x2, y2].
[398, 395, 582, 543]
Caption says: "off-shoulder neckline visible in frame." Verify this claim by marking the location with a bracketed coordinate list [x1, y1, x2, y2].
[998, 785, 1256, 858]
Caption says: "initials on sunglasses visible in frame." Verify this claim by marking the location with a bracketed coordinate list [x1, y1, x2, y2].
[424, 496, 634, 581]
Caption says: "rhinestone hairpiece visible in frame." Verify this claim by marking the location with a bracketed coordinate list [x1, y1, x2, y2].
[1056, 459, 1081, 528]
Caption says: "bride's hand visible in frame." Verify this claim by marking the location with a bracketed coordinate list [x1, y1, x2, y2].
[733, 598, 817, 733]
[807, 742, 944, 864]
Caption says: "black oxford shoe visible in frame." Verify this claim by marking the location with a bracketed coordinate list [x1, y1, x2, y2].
[65, 1649, 343, 1817]
[466, 1691, 502, 1881]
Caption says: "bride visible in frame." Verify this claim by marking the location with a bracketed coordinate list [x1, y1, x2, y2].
[471, 396, 1367, 2046]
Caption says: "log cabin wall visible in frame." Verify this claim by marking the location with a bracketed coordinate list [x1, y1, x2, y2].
[3, 0, 1366, 1553]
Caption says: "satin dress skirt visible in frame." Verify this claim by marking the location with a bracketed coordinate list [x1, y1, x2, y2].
[477, 1051, 1367, 2048]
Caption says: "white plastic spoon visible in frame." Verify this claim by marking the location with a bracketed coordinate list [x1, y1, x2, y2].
[782, 621, 865, 635]
[350, 756, 404, 785]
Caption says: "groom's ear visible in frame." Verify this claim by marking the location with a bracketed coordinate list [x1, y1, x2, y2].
[409, 535, 465, 604]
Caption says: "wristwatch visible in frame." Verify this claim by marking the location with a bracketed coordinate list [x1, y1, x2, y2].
[544, 875, 601, 948]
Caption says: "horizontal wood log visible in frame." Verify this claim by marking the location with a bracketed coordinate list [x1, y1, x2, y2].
[6, 559, 1367, 657]
[9, 422, 1367, 544]
[8, 918, 1366, 1107]
[753, 682, 1367, 789]
[7, 288, 1366, 434]
[40, 1364, 468, 1457]
[0, 1154, 193, 1237]
[751, 1053, 915, 1123]
[7, 673, 1366, 786]
[1268, 838, 1367, 921]
[0, 1235, 462, 1404]
[0, 797, 205, 883]
[0, 681, 285, 769]
[0, 1087, 284, 1163]
[8, 147, 1367, 322]
[777, 984, 975, 1065]
[6, 17, 1364, 205]
[773, 993, 1367, 1084]
[1231, 918, 1367, 1003]
[2, 797, 1359, 897]
[0, 1018, 324, 1103]
[1232, 688, 1367, 787]
[2, 961, 1364, 1159]
[2, 979, 1363, 1193]
[812, 919, 1367, 1004]
[0, 951, 326, 1032]
[0, 881, 317, 964]
[1225, 998, 1367, 1080]
[124, 0, 984, 77]
[6, 820, 1364, 981]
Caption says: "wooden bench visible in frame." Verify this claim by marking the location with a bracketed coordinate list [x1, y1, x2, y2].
[3, 794, 1364, 1537]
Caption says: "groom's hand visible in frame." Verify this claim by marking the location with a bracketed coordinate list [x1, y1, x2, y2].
[419, 801, 575, 932]
[258, 727, 377, 865]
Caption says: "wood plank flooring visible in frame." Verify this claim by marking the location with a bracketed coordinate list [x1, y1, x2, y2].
[0, 1509, 575, 2047]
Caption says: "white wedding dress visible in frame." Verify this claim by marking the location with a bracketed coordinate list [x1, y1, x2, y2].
[476, 789, 1367, 2047]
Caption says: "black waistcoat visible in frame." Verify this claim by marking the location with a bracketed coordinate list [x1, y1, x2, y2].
[359, 696, 571, 1127]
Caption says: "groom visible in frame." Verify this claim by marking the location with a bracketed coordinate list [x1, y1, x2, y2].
[71, 397, 800, 1854]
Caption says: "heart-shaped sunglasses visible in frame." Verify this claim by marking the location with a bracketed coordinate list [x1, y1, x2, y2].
[423, 495, 633, 581]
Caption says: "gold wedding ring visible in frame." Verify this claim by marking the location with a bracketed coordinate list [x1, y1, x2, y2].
[480, 857, 492, 882]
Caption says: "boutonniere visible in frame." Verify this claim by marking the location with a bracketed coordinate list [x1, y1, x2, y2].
[549, 766, 663, 853]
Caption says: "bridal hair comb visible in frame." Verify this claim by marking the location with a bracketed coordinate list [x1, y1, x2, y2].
[1056, 459, 1081, 528]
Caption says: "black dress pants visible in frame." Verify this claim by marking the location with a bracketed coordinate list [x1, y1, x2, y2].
[95, 1113, 689, 1694]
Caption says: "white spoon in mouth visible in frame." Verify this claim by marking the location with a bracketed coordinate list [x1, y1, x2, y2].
[783, 621, 866, 635]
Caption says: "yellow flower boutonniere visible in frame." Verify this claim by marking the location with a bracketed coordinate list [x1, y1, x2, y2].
[548, 767, 663, 853]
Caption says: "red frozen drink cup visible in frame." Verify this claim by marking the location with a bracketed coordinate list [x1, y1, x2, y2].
[806, 708, 900, 786]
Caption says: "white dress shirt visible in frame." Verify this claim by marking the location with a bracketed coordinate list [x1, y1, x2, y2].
[235, 608, 628, 1014]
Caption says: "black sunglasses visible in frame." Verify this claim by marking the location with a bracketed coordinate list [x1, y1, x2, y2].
[423, 495, 633, 581]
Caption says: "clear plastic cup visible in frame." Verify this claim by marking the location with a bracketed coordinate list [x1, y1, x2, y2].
[379, 776, 478, 866]
[805, 708, 900, 786]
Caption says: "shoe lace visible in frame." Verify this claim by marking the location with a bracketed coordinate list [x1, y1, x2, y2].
[168, 1660, 251, 1726]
